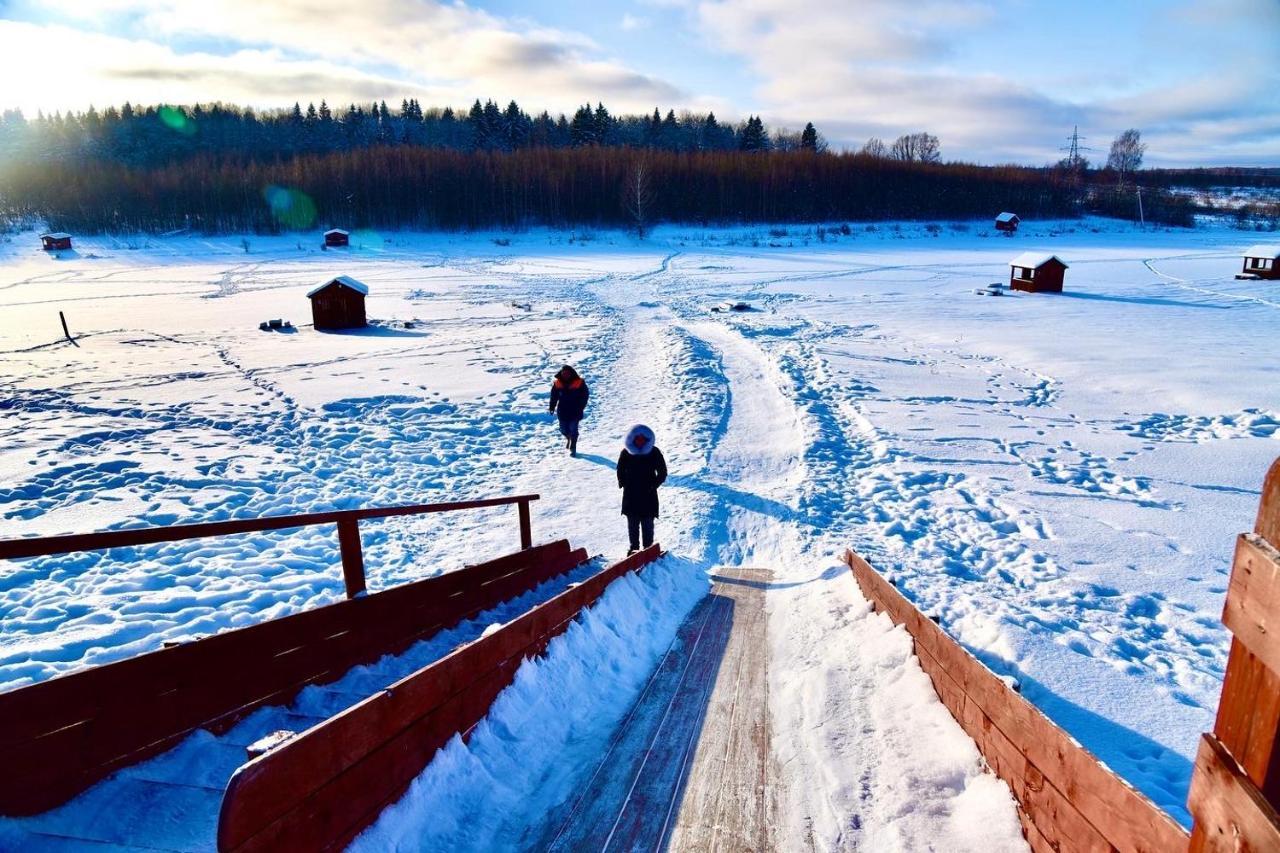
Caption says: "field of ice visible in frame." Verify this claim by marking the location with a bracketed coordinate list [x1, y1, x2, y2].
[1, 216, 1278, 843]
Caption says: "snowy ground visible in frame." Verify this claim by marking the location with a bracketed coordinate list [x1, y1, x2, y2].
[1, 218, 1277, 845]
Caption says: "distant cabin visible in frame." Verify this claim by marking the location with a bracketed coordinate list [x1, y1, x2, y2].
[324, 229, 350, 248]
[1242, 245, 1280, 280]
[994, 212, 1020, 232]
[307, 275, 368, 330]
[41, 233, 72, 251]
[1009, 252, 1068, 293]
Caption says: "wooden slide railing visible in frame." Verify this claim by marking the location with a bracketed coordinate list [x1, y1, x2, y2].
[847, 456, 1280, 852]
[844, 548, 1188, 852]
[0, 495, 557, 815]
[0, 493, 540, 599]
[217, 544, 665, 853]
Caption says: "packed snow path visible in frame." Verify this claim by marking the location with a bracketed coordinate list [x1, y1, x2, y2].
[2, 221, 1278, 848]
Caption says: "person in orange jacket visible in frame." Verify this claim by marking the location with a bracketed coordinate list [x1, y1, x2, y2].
[549, 365, 590, 456]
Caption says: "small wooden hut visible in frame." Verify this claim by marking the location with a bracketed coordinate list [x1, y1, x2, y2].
[324, 229, 350, 248]
[307, 275, 368, 330]
[1008, 252, 1068, 293]
[41, 233, 72, 251]
[1241, 245, 1280, 280]
[994, 212, 1020, 232]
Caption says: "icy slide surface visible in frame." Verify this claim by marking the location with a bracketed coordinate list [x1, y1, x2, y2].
[1, 219, 1277, 845]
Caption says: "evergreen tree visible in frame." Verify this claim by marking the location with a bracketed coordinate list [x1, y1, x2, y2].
[800, 122, 818, 151]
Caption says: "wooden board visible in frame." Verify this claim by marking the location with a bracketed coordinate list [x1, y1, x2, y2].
[541, 568, 776, 852]
[217, 545, 663, 853]
[0, 540, 587, 816]
[1187, 733, 1280, 853]
[1223, 535, 1280, 687]
[1256, 458, 1280, 548]
[845, 548, 1188, 853]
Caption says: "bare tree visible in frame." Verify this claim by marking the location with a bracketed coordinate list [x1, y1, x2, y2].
[623, 158, 656, 238]
[1106, 128, 1146, 176]
[860, 137, 888, 158]
[889, 132, 941, 163]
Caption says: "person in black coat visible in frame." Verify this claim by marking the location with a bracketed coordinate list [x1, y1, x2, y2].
[617, 424, 667, 554]
[548, 365, 589, 456]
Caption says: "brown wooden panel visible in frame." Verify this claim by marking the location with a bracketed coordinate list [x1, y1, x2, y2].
[1223, 535, 1280, 679]
[218, 545, 663, 853]
[1256, 458, 1280, 548]
[1187, 733, 1280, 853]
[0, 540, 585, 816]
[845, 548, 1188, 853]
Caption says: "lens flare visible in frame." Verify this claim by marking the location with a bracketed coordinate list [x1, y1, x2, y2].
[351, 229, 382, 250]
[158, 106, 196, 136]
[263, 185, 317, 230]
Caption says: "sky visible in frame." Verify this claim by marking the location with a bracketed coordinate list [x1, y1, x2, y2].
[0, 0, 1276, 166]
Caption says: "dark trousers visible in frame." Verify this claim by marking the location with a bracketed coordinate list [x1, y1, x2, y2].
[626, 515, 655, 551]
[557, 416, 580, 438]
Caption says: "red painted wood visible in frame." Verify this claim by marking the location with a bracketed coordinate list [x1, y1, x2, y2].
[217, 544, 663, 853]
[336, 518, 366, 598]
[0, 538, 583, 816]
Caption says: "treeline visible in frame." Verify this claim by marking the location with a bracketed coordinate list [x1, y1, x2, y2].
[0, 99, 819, 169]
[4, 146, 1103, 233]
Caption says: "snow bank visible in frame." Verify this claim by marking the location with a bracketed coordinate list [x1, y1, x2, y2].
[349, 553, 709, 852]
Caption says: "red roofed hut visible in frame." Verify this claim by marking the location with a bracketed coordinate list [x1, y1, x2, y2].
[324, 228, 350, 248]
[994, 212, 1020, 232]
[307, 275, 368, 330]
[41, 232, 72, 251]
[1241, 245, 1280, 280]
[1009, 252, 1068, 293]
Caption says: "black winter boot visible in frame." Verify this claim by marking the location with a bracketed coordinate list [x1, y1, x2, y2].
[570, 435, 578, 456]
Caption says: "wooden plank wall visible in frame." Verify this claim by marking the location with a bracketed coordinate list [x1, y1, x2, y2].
[844, 548, 1189, 853]
[0, 539, 587, 816]
[1188, 457, 1280, 851]
[217, 544, 665, 853]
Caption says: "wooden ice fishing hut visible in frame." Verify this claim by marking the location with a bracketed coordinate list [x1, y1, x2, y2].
[1241, 245, 1280, 280]
[307, 275, 368, 330]
[1009, 252, 1067, 293]
[40, 232, 72, 251]
[324, 228, 350, 248]
[994, 212, 1020, 232]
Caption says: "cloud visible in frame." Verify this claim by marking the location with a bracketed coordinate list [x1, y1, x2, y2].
[0, 1, 690, 116]
[621, 13, 650, 30]
[691, 0, 1279, 165]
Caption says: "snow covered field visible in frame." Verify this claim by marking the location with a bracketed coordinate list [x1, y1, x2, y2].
[1, 218, 1277, 845]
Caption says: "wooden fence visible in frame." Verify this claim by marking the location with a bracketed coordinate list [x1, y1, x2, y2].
[1187, 457, 1280, 851]
[217, 543, 664, 853]
[0, 495, 554, 815]
[846, 456, 1280, 852]
[0, 493, 539, 599]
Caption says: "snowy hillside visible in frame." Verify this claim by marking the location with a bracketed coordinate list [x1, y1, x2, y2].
[1, 218, 1277, 843]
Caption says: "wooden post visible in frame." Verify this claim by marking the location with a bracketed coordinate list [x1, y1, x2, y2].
[1189, 457, 1280, 851]
[59, 311, 78, 347]
[336, 517, 366, 598]
[518, 499, 532, 551]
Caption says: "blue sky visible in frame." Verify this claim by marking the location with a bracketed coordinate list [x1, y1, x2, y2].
[0, 0, 1276, 165]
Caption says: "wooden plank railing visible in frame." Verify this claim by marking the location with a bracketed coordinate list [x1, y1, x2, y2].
[0, 495, 558, 816]
[844, 548, 1188, 853]
[1188, 457, 1280, 851]
[847, 455, 1280, 853]
[0, 493, 540, 599]
[217, 543, 664, 853]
